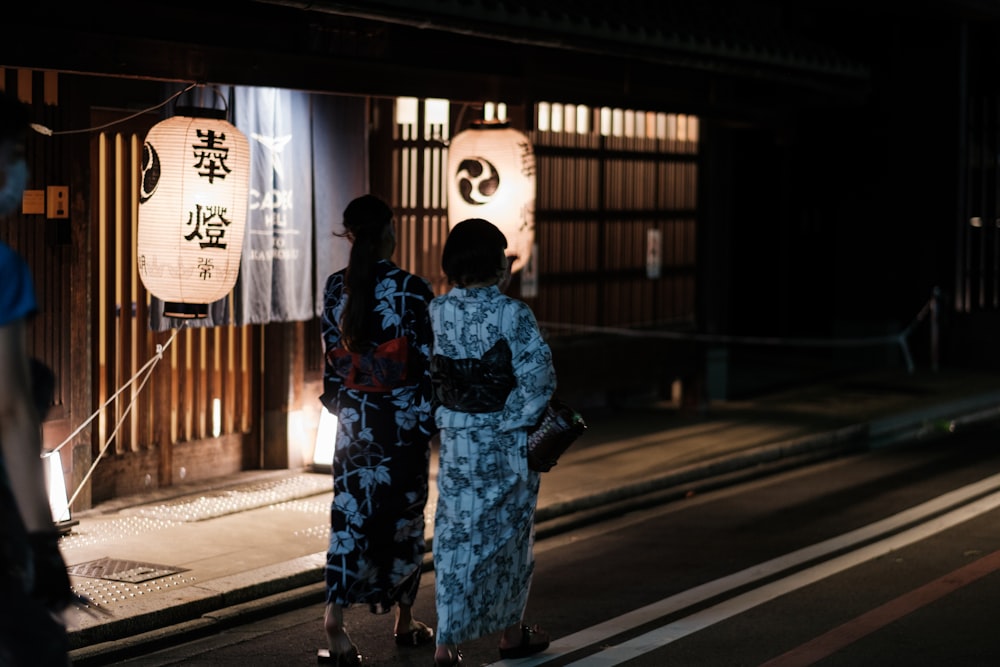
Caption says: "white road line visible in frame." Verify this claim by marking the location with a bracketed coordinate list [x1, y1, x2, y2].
[489, 471, 1000, 667]
[564, 489, 1000, 666]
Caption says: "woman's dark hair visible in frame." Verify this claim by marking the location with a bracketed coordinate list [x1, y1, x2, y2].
[337, 194, 393, 351]
[441, 218, 508, 287]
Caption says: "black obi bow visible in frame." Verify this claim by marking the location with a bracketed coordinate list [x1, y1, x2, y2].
[431, 339, 516, 413]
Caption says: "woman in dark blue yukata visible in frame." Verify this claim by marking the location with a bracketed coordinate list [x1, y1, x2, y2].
[318, 194, 437, 666]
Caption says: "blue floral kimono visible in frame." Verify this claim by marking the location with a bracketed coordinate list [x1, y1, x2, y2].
[320, 259, 437, 613]
[430, 285, 556, 644]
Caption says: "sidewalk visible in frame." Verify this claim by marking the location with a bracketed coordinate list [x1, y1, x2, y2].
[63, 366, 1000, 664]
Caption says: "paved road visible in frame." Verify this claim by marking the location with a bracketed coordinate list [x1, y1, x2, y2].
[101, 425, 1000, 666]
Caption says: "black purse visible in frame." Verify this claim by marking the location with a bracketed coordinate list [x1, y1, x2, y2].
[526, 398, 587, 472]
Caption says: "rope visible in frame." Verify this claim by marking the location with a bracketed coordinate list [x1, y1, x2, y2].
[53, 324, 185, 511]
[30, 82, 201, 136]
[537, 321, 903, 348]
[538, 290, 941, 376]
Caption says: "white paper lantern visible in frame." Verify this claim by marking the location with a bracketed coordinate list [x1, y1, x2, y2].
[447, 121, 536, 273]
[137, 108, 250, 318]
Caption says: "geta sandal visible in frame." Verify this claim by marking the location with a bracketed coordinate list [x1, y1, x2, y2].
[395, 620, 435, 647]
[498, 624, 550, 660]
[317, 646, 363, 666]
[433, 647, 462, 666]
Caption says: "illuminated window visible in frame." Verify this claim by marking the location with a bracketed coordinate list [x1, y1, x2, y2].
[536, 101, 699, 146]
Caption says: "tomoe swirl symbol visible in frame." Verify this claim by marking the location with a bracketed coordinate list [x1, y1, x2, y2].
[455, 157, 500, 206]
[139, 142, 161, 204]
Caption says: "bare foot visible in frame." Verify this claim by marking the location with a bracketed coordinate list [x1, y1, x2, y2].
[323, 604, 357, 655]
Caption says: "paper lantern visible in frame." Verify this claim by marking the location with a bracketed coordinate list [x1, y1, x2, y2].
[447, 121, 536, 273]
[137, 107, 250, 318]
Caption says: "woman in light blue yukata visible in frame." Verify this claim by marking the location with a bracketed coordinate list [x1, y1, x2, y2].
[429, 218, 557, 667]
[318, 194, 437, 666]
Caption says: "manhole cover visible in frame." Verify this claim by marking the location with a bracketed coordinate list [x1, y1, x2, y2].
[67, 557, 186, 583]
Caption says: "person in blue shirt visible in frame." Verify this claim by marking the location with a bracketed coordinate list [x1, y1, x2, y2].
[0, 91, 73, 666]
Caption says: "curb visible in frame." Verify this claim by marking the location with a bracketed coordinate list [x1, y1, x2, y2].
[70, 584, 326, 666]
[869, 393, 1000, 449]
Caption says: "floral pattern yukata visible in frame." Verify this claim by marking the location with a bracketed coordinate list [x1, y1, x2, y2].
[320, 259, 437, 613]
[430, 285, 556, 645]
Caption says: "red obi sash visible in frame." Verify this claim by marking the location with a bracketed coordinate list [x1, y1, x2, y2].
[328, 336, 412, 393]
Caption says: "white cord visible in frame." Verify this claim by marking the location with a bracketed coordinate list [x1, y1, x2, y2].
[54, 324, 185, 510]
[539, 290, 941, 376]
[30, 83, 200, 137]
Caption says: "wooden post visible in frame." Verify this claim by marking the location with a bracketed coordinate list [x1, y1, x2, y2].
[261, 320, 306, 469]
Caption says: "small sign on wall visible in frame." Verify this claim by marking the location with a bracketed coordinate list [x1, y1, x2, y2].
[21, 189, 44, 215]
[521, 243, 539, 298]
[46, 186, 68, 219]
[646, 228, 662, 279]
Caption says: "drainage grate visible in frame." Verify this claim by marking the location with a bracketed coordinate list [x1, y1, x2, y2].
[67, 557, 186, 583]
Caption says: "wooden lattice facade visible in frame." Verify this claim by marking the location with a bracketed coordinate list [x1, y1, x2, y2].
[380, 98, 700, 332]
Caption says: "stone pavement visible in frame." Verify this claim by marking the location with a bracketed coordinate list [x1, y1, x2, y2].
[62, 366, 1000, 664]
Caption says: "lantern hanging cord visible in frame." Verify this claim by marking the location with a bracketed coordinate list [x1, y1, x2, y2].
[440, 102, 471, 146]
[205, 85, 230, 113]
[49, 323, 185, 512]
[29, 82, 201, 137]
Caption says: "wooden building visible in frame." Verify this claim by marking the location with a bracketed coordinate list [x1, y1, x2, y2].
[1, 1, 997, 508]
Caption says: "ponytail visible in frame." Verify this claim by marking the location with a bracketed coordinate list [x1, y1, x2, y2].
[338, 195, 393, 352]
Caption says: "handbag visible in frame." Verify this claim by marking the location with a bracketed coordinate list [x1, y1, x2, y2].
[526, 398, 587, 472]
